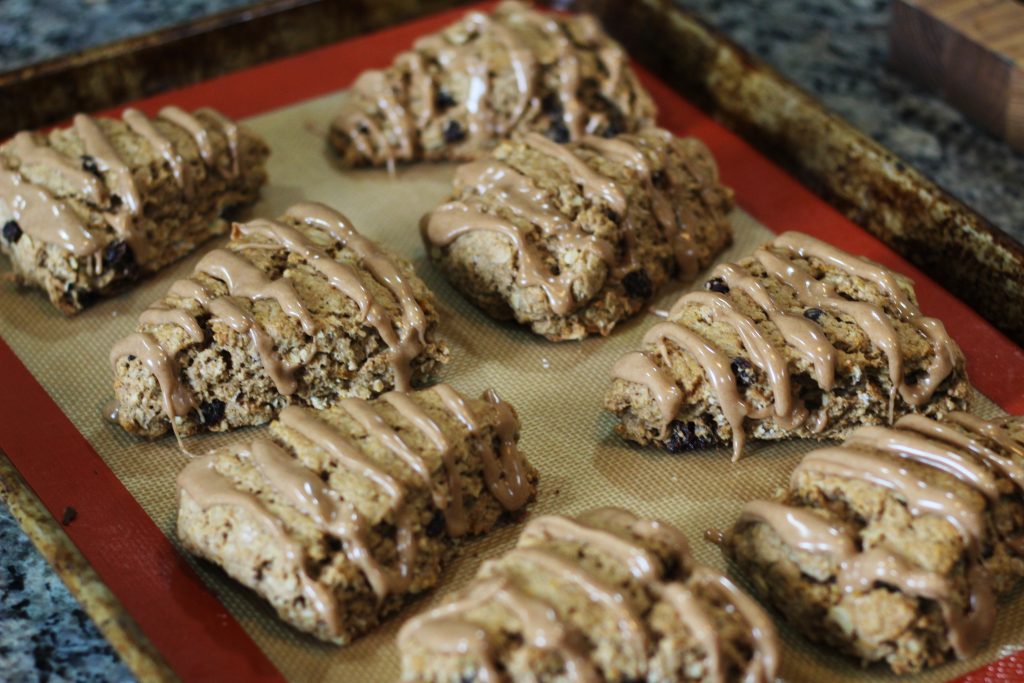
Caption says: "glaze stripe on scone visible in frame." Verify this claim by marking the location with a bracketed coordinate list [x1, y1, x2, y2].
[177, 384, 537, 644]
[0, 106, 269, 313]
[329, 0, 656, 167]
[111, 201, 449, 438]
[421, 129, 733, 340]
[605, 231, 968, 458]
[723, 412, 1024, 673]
[399, 507, 778, 682]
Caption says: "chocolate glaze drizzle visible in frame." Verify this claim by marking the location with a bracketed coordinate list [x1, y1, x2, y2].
[582, 132, 711, 280]
[793, 447, 985, 546]
[422, 130, 708, 316]
[10, 131, 106, 204]
[730, 411, 1024, 659]
[612, 231, 962, 459]
[285, 201, 429, 388]
[0, 167, 100, 257]
[178, 441, 344, 633]
[110, 332, 196, 419]
[178, 385, 534, 637]
[399, 508, 778, 682]
[111, 202, 430, 432]
[73, 114, 146, 260]
[0, 106, 239, 264]
[122, 107, 190, 197]
[332, 1, 652, 164]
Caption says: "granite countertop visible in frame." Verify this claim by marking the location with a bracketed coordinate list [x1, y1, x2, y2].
[2, 0, 1023, 679]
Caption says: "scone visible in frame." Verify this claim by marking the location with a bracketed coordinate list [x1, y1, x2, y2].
[421, 129, 733, 340]
[0, 106, 269, 313]
[111, 201, 449, 438]
[605, 231, 968, 458]
[723, 412, 1024, 673]
[399, 508, 778, 682]
[177, 384, 538, 644]
[329, 1, 656, 167]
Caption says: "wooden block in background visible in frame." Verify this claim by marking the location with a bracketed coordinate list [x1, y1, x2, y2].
[891, 0, 1024, 151]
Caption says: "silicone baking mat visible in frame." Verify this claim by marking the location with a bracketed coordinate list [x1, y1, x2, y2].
[2, 3, 1024, 681]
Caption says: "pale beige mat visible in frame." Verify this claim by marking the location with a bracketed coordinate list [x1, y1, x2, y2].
[0, 90, 1020, 681]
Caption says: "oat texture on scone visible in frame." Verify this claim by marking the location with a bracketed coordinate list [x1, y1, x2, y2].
[176, 384, 537, 644]
[111, 201, 449, 438]
[724, 412, 1024, 673]
[421, 128, 734, 340]
[605, 231, 969, 458]
[398, 507, 778, 682]
[0, 106, 269, 313]
[328, 0, 657, 167]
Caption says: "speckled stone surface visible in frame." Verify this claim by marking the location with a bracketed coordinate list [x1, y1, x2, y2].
[0, 510, 133, 682]
[2, 0, 1024, 679]
[0, 0, 254, 71]
[683, 0, 1024, 239]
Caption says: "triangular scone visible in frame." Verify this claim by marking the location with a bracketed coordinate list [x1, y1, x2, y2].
[724, 411, 1024, 672]
[606, 232, 969, 458]
[0, 106, 268, 313]
[421, 128, 733, 340]
[177, 384, 537, 644]
[399, 508, 779, 682]
[111, 201, 449, 438]
[329, 1, 656, 167]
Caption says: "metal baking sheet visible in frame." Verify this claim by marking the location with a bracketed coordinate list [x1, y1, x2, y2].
[2, 3, 1023, 681]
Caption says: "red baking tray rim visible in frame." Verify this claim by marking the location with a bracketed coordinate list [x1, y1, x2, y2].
[1, 3, 1022, 681]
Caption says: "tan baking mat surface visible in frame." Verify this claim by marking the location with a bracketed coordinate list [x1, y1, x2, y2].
[1, 90, 1021, 682]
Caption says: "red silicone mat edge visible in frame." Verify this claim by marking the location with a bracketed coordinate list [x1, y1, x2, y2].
[0, 337, 284, 682]
[2, 2, 1022, 680]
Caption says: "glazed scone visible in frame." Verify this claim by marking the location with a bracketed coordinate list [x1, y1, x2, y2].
[111, 201, 449, 438]
[329, 1, 656, 167]
[723, 412, 1024, 673]
[421, 129, 733, 340]
[399, 508, 778, 682]
[0, 106, 268, 313]
[177, 384, 538, 644]
[606, 231, 969, 458]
